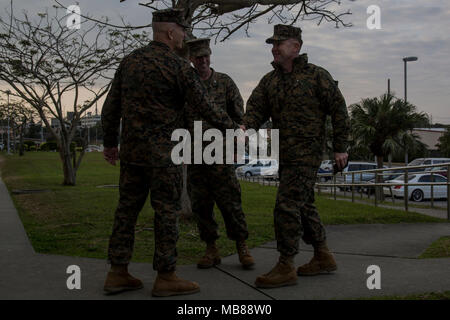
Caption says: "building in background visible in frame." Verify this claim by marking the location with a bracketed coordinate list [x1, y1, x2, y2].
[80, 112, 101, 128]
[412, 128, 446, 157]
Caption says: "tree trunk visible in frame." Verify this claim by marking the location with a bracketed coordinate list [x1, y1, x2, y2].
[12, 125, 16, 153]
[375, 155, 385, 201]
[59, 141, 77, 186]
[404, 146, 409, 165]
[180, 164, 193, 220]
[19, 123, 25, 156]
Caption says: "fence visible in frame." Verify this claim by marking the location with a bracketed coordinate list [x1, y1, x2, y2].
[237, 162, 450, 220]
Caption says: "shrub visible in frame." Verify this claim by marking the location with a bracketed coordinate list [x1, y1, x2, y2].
[40, 141, 58, 151]
[23, 141, 36, 149]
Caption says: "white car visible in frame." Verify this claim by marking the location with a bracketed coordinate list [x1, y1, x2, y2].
[236, 159, 278, 178]
[383, 173, 448, 202]
[85, 145, 104, 152]
[320, 160, 333, 172]
[407, 158, 450, 172]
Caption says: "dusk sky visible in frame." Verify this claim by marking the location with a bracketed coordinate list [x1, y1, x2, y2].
[1, 0, 449, 124]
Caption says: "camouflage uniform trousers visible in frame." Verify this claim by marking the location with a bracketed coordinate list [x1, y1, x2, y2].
[187, 164, 249, 243]
[107, 163, 182, 272]
[274, 165, 326, 257]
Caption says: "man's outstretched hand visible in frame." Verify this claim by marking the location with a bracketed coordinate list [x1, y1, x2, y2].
[103, 147, 119, 166]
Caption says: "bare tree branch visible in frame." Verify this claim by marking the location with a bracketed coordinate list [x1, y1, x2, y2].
[53, 0, 351, 42]
[0, 7, 146, 185]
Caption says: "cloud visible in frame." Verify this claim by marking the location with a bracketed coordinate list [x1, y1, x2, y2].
[1, 0, 449, 123]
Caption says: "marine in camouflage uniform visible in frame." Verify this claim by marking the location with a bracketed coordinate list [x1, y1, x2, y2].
[243, 24, 350, 288]
[101, 9, 239, 296]
[184, 38, 254, 269]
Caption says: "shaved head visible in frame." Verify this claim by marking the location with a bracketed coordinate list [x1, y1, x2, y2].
[152, 21, 177, 35]
[152, 22, 186, 51]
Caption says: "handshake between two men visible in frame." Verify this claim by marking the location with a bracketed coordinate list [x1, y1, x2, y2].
[101, 10, 350, 297]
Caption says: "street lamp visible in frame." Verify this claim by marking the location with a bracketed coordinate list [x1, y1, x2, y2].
[402, 56, 418, 211]
[403, 56, 418, 103]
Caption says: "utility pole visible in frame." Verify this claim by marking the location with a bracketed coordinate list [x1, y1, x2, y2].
[402, 57, 418, 166]
[403, 56, 418, 103]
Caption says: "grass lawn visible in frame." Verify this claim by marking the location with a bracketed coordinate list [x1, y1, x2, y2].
[419, 236, 450, 259]
[0, 151, 447, 265]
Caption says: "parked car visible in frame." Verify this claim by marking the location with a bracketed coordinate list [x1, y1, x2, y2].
[383, 173, 448, 202]
[430, 166, 448, 178]
[318, 167, 333, 182]
[236, 159, 278, 178]
[407, 158, 450, 172]
[362, 168, 406, 194]
[85, 145, 103, 152]
[234, 152, 251, 168]
[336, 161, 380, 190]
[320, 160, 333, 172]
[318, 160, 333, 182]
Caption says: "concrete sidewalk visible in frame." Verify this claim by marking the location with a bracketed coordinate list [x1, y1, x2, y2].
[1, 176, 449, 300]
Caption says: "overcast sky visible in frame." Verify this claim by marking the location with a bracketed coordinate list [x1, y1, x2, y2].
[1, 0, 450, 124]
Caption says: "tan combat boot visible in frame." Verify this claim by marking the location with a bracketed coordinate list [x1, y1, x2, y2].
[103, 264, 143, 295]
[197, 242, 221, 269]
[151, 271, 200, 297]
[236, 240, 255, 269]
[254, 255, 297, 288]
[297, 241, 337, 276]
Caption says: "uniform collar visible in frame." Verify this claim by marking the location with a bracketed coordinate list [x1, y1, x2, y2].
[202, 68, 218, 86]
[149, 40, 172, 51]
[271, 53, 308, 73]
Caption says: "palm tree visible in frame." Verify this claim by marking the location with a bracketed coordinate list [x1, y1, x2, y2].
[350, 93, 429, 200]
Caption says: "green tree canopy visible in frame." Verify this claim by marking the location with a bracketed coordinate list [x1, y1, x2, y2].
[349, 93, 429, 166]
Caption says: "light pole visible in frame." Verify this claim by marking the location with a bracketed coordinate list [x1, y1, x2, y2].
[402, 56, 418, 212]
[402, 56, 418, 165]
[403, 56, 418, 103]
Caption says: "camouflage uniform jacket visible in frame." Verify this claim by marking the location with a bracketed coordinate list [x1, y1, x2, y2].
[244, 53, 350, 167]
[102, 41, 239, 167]
[185, 68, 243, 133]
[184, 69, 243, 164]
